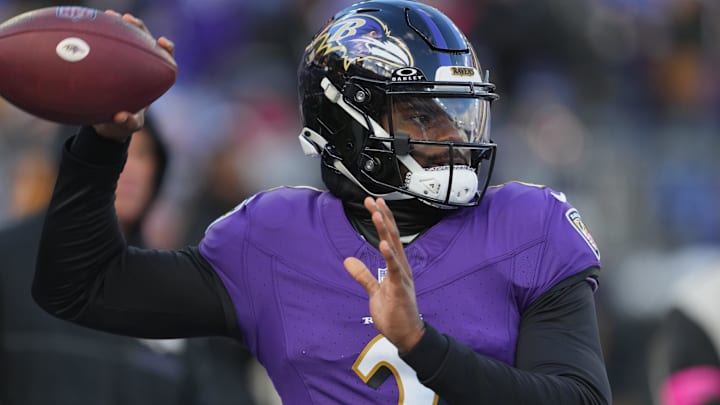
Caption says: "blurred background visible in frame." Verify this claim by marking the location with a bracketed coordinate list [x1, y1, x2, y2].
[1, 0, 719, 404]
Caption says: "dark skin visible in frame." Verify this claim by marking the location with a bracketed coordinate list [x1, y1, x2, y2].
[344, 102, 484, 353]
[95, 11, 425, 355]
[344, 197, 426, 354]
[387, 99, 472, 168]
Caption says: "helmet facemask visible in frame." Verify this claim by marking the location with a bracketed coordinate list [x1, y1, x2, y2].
[300, 75, 497, 209]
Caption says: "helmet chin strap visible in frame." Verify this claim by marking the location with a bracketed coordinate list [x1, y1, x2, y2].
[299, 77, 479, 205]
[404, 166, 479, 205]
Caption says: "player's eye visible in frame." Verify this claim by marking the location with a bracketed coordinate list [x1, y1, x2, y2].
[409, 114, 433, 127]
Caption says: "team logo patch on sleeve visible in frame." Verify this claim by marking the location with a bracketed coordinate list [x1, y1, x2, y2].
[565, 208, 600, 260]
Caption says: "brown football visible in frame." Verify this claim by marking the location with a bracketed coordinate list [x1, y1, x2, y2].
[0, 6, 176, 125]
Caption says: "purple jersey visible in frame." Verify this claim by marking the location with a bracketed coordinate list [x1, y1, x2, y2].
[199, 182, 601, 404]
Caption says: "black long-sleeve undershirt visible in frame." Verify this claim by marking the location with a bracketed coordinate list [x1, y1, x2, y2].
[33, 126, 611, 404]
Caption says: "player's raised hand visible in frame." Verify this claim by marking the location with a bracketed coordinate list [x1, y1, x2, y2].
[344, 197, 425, 353]
[93, 10, 175, 142]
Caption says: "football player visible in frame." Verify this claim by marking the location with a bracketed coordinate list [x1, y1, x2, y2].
[33, 1, 611, 403]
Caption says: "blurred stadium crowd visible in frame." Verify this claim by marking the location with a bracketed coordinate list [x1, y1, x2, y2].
[1, 0, 719, 404]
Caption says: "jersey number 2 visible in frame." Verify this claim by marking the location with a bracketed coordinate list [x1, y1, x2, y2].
[352, 334, 439, 404]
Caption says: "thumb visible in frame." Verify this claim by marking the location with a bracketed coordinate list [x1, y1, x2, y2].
[344, 257, 379, 296]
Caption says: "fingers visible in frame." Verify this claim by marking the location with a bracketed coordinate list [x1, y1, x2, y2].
[362, 197, 410, 284]
[375, 198, 399, 232]
[121, 13, 149, 34]
[105, 10, 175, 58]
[104, 10, 150, 34]
[105, 10, 144, 31]
[364, 197, 406, 260]
[344, 257, 379, 296]
[376, 198, 404, 253]
[157, 36, 175, 57]
[122, 13, 170, 60]
[113, 111, 144, 133]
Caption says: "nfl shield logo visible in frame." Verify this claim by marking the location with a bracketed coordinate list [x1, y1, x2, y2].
[377, 267, 387, 284]
[56, 6, 97, 21]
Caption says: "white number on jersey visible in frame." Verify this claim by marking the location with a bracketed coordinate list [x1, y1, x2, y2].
[352, 335, 438, 404]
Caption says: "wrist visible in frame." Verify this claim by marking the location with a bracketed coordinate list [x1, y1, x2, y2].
[399, 322, 449, 381]
[396, 321, 426, 354]
[70, 126, 130, 165]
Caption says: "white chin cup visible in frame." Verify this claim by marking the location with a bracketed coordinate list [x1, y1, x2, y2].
[404, 165, 479, 204]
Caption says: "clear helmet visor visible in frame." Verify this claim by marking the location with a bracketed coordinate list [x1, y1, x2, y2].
[391, 96, 490, 141]
[388, 95, 491, 168]
[381, 94, 494, 206]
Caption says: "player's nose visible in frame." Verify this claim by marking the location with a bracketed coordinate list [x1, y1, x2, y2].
[423, 119, 466, 143]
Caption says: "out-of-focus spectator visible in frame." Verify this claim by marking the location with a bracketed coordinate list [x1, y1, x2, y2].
[648, 264, 720, 405]
[0, 116, 257, 405]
